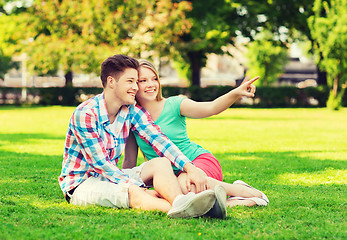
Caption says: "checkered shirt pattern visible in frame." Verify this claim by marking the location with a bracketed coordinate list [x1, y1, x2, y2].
[58, 93, 190, 194]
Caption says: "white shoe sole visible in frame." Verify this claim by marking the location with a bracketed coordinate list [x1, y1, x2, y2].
[168, 190, 216, 218]
[228, 196, 268, 206]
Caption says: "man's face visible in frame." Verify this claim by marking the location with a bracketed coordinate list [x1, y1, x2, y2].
[113, 68, 139, 105]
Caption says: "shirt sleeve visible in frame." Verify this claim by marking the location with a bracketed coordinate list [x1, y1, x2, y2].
[131, 105, 191, 170]
[71, 109, 142, 186]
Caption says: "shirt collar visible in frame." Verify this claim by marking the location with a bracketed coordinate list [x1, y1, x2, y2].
[97, 93, 132, 126]
[97, 93, 110, 125]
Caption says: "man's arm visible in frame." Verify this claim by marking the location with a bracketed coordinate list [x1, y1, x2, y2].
[71, 109, 141, 186]
[123, 131, 138, 169]
[131, 105, 208, 192]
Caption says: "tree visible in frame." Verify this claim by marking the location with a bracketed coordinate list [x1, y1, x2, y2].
[0, 49, 12, 80]
[19, 0, 191, 86]
[174, 0, 241, 86]
[248, 0, 330, 86]
[246, 32, 288, 87]
[0, 1, 31, 79]
[172, 0, 305, 87]
[308, 0, 347, 110]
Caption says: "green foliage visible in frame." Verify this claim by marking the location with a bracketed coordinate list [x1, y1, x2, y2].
[308, 0, 347, 110]
[17, 0, 191, 83]
[0, 14, 25, 55]
[0, 49, 12, 79]
[246, 33, 289, 87]
[181, 1, 236, 53]
[249, 0, 314, 41]
[0, 13, 27, 78]
[171, 57, 192, 82]
[173, 0, 313, 86]
[0, 107, 346, 239]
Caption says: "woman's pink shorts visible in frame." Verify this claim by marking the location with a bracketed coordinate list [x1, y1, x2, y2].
[192, 153, 223, 181]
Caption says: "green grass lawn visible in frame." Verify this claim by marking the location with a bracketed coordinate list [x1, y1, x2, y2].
[0, 106, 346, 239]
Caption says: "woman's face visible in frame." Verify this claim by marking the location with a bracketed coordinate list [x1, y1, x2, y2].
[136, 66, 160, 102]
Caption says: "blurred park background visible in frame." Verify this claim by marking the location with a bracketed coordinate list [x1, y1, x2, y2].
[0, 0, 346, 110]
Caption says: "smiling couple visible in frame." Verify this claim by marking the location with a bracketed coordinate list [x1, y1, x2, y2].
[58, 54, 269, 219]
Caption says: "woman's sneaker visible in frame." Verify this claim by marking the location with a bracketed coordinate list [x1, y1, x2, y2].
[233, 180, 269, 203]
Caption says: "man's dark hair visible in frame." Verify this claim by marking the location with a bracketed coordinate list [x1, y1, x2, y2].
[100, 54, 139, 87]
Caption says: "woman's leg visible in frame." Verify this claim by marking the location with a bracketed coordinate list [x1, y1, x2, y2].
[177, 173, 262, 207]
[178, 173, 262, 198]
[186, 153, 266, 207]
[226, 198, 257, 207]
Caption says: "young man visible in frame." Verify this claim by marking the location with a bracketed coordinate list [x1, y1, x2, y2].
[58, 54, 225, 218]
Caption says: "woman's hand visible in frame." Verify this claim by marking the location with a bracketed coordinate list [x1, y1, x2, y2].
[235, 76, 259, 98]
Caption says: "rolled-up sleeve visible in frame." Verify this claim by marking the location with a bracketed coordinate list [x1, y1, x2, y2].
[131, 105, 190, 170]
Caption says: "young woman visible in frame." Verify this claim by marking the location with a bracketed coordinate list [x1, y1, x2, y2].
[124, 59, 269, 207]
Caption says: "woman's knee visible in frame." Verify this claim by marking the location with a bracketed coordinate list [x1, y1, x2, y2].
[149, 157, 171, 171]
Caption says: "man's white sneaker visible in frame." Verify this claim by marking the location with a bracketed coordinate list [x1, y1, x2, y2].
[203, 185, 227, 219]
[167, 189, 216, 218]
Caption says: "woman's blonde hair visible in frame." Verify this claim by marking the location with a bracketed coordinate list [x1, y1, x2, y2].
[138, 59, 163, 101]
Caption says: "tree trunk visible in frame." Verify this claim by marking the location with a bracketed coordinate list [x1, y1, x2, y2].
[188, 51, 203, 86]
[333, 76, 338, 97]
[316, 67, 327, 86]
[64, 71, 73, 87]
[310, 39, 327, 86]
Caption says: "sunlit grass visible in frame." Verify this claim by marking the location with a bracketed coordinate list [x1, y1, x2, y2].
[277, 169, 346, 185]
[0, 106, 346, 239]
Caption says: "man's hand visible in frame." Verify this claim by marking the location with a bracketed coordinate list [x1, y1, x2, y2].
[183, 163, 208, 193]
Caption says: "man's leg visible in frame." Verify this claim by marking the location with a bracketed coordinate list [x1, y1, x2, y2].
[135, 157, 217, 218]
[69, 174, 172, 212]
[128, 185, 171, 212]
[140, 157, 183, 204]
[70, 175, 130, 208]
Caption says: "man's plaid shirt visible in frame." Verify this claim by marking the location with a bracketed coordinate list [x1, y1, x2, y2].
[58, 93, 190, 194]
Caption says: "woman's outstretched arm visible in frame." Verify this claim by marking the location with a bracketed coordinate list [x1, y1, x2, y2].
[180, 76, 259, 119]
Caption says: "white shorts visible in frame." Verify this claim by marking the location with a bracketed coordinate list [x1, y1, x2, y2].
[69, 163, 146, 208]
